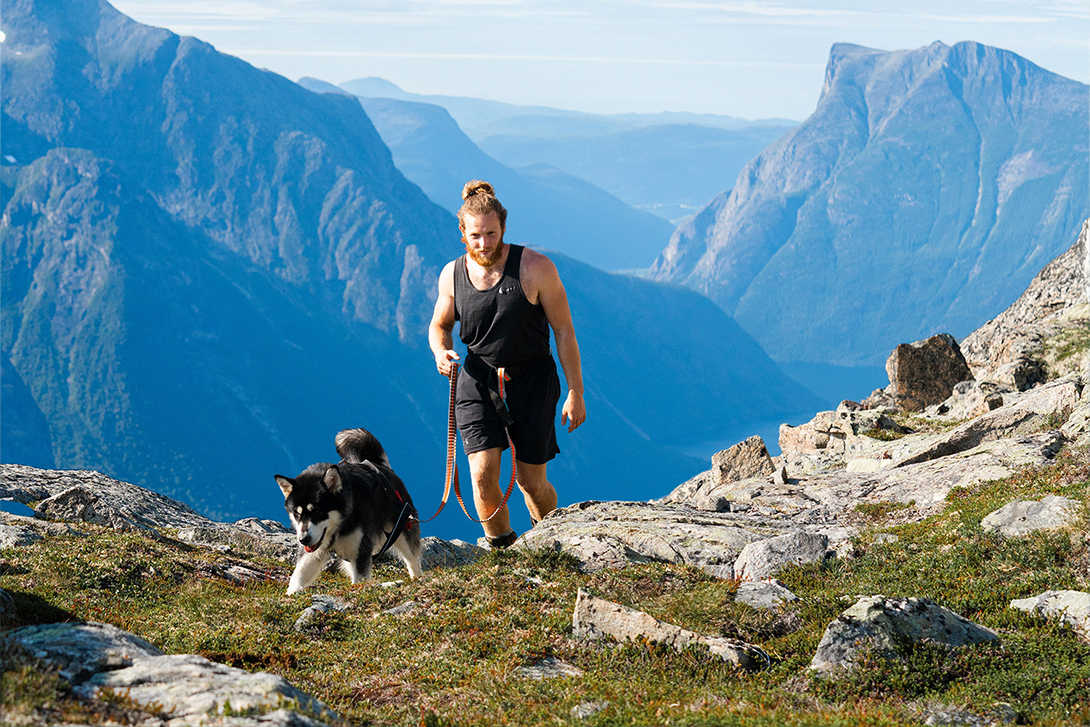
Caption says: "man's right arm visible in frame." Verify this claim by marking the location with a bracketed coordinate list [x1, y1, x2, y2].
[429, 261, 460, 377]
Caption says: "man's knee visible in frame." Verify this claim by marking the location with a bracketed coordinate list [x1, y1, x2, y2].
[468, 448, 503, 489]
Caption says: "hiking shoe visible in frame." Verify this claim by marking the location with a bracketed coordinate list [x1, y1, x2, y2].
[486, 530, 518, 549]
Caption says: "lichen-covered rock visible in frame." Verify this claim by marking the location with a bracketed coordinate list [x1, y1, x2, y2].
[981, 496, 1084, 537]
[9, 621, 336, 726]
[886, 334, 974, 412]
[778, 409, 911, 475]
[573, 589, 768, 670]
[711, 436, 775, 486]
[733, 531, 829, 581]
[810, 596, 999, 677]
[1009, 590, 1090, 641]
[517, 500, 804, 575]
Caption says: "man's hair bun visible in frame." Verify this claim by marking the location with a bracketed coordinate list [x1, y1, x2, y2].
[462, 180, 497, 200]
[458, 179, 507, 229]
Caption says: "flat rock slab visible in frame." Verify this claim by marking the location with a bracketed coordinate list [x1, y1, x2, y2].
[1009, 590, 1090, 641]
[810, 596, 999, 677]
[519, 501, 813, 575]
[981, 496, 1083, 537]
[715, 432, 1066, 523]
[514, 657, 584, 680]
[11, 621, 335, 726]
[572, 589, 768, 671]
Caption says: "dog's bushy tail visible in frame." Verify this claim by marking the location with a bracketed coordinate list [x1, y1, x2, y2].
[335, 428, 391, 468]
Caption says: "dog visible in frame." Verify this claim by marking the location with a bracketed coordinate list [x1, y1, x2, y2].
[275, 427, 423, 594]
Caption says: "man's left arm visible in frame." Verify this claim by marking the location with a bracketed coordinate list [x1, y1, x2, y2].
[532, 255, 586, 432]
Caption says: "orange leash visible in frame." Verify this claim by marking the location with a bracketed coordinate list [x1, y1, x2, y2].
[417, 362, 518, 524]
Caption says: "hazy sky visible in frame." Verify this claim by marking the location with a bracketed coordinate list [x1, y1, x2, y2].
[111, 0, 1089, 121]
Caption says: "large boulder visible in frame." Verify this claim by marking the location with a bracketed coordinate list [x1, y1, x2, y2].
[886, 334, 974, 412]
[810, 596, 999, 677]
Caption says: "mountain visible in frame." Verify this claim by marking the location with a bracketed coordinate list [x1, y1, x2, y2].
[299, 87, 675, 271]
[1, 0, 821, 541]
[338, 77, 796, 223]
[476, 123, 792, 222]
[650, 42, 1090, 366]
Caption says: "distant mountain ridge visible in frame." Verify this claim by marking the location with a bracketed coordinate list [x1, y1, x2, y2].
[650, 41, 1089, 365]
[336, 76, 796, 223]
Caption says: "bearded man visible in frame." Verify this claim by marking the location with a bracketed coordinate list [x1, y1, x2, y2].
[428, 180, 586, 547]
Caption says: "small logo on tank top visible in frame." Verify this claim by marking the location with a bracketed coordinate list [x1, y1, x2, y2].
[499, 286, 517, 294]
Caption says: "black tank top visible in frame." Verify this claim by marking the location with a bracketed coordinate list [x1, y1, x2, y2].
[454, 244, 551, 370]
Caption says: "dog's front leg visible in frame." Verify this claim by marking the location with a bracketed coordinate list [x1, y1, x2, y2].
[345, 552, 373, 584]
[287, 551, 326, 594]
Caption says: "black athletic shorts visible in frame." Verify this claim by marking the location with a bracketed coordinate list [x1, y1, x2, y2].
[455, 354, 561, 465]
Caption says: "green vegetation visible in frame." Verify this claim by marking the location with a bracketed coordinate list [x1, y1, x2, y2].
[860, 427, 905, 442]
[855, 500, 915, 522]
[3, 450, 1089, 726]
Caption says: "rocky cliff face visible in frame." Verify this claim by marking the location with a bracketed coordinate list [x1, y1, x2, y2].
[650, 41, 1089, 366]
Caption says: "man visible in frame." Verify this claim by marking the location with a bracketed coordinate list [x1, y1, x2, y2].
[429, 180, 586, 548]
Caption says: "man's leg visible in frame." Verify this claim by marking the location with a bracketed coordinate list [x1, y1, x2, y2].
[514, 460, 557, 524]
[467, 447, 512, 539]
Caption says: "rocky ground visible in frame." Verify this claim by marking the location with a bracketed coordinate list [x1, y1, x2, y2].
[2, 223, 1089, 726]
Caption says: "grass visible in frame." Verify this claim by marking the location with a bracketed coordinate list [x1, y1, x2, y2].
[3, 448, 1090, 726]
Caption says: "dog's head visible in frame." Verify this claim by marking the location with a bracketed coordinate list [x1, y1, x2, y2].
[275, 464, 346, 553]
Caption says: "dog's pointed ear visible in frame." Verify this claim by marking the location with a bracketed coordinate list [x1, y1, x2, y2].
[275, 475, 294, 498]
[324, 465, 343, 493]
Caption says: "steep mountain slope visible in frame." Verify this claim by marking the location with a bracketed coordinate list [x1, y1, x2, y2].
[650, 42, 1089, 366]
[1, 0, 821, 540]
[331, 91, 676, 271]
[1, 0, 451, 342]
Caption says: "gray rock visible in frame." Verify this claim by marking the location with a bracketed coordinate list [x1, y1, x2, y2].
[572, 589, 768, 671]
[517, 500, 808, 575]
[810, 596, 999, 677]
[778, 409, 910, 475]
[418, 537, 486, 570]
[922, 703, 1020, 726]
[886, 334, 975, 413]
[961, 221, 1089, 386]
[895, 376, 1083, 467]
[12, 621, 164, 683]
[928, 380, 1013, 420]
[10, 621, 336, 726]
[295, 595, 351, 630]
[35, 486, 144, 532]
[733, 531, 829, 581]
[78, 653, 336, 724]
[514, 657, 584, 680]
[1009, 590, 1090, 641]
[571, 701, 609, 719]
[382, 601, 417, 617]
[735, 580, 799, 610]
[980, 495, 1083, 537]
[712, 436, 775, 486]
[0, 522, 43, 548]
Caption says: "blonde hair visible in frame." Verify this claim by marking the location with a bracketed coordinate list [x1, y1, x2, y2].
[457, 180, 507, 229]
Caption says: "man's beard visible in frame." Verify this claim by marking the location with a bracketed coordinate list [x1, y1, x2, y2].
[465, 240, 504, 267]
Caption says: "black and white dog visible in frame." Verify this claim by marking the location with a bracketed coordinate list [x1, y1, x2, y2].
[275, 428, 423, 594]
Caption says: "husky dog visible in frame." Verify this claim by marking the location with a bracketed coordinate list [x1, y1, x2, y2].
[275, 428, 423, 594]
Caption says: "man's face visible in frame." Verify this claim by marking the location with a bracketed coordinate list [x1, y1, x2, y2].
[461, 211, 505, 267]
